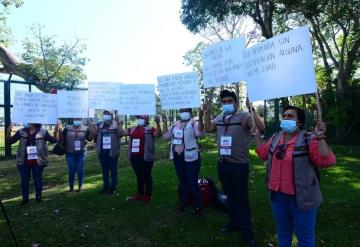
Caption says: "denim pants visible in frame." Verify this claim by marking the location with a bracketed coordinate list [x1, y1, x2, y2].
[217, 161, 254, 240]
[173, 152, 201, 209]
[17, 164, 44, 200]
[66, 152, 85, 190]
[130, 155, 154, 196]
[271, 191, 318, 247]
[99, 151, 119, 190]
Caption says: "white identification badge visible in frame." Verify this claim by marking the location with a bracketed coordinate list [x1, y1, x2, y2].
[26, 146, 38, 160]
[74, 140, 81, 151]
[102, 136, 111, 149]
[173, 129, 183, 145]
[131, 139, 140, 153]
[220, 136, 232, 156]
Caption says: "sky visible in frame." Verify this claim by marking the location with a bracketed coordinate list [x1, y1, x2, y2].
[6, 0, 203, 84]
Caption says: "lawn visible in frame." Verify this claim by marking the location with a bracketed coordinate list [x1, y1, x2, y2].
[0, 137, 359, 247]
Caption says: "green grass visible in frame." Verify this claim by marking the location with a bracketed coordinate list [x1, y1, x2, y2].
[0, 138, 359, 247]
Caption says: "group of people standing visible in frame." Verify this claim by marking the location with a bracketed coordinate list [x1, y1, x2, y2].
[6, 89, 336, 247]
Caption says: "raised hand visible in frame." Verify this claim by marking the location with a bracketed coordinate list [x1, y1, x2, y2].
[314, 121, 327, 139]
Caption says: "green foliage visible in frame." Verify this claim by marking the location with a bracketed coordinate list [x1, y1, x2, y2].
[0, 0, 23, 45]
[20, 24, 88, 91]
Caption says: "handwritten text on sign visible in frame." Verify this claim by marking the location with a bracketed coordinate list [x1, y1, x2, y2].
[118, 84, 156, 115]
[157, 72, 200, 110]
[245, 26, 317, 102]
[12, 91, 58, 124]
[203, 36, 246, 88]
[57, 90, 89, 118]
[88, 82, 121, 110]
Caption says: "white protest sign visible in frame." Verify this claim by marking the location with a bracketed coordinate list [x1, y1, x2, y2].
[245, 26, 317, 102]
[157, 72, 200, 110]
[203, 36, 246, 88]
[12, 91, 58, 124]
[57, 90, 89, 118]
[88, 82, 121, 110]
[118, 84, 156, 115]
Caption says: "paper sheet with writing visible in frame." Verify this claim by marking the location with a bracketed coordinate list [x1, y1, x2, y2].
[157, 72, 200, 110]
[12, 91, 58, 124]
[203, 36, 246, 88]
[245, 26, 317, 102]
[88, 82, 121, 110]
[57, 90, 89, 118]
[118, 84, 156, 115]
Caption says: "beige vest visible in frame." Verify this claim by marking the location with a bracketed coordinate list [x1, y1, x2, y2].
[16, 128, 49, 166]
[95, 121, 121, 158]
[214, 110, 251, 164]
[65, 125, 89, 153]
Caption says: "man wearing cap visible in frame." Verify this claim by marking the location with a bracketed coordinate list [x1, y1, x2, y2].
[202, 90, 264, 246]
[89, 110, 123, 194]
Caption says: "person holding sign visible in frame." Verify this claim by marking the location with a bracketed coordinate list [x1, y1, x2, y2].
[60, 118, 93, 192]
[162, 108, 205, 216]
[255, 106, 336, 247]
[203, 90, 264, 246]
[119, 115, 162, 203]
[6, 123, 61, 204]
[89, 110, 123, 194]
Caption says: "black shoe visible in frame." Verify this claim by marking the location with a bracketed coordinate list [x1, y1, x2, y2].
[77, 187, 83, 193]
[107, 189, 116, 195]
[176, 204, 187, 214]
[35, 197, 42, 203]
[68, 188, 74, 193]
[22, 199, 29, 205]
[194, 208, 202, 217]
[220, 224, 239, 233]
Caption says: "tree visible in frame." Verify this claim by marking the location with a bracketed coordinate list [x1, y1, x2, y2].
[20, 24, 88, 91]
[0, 0, 23, 45]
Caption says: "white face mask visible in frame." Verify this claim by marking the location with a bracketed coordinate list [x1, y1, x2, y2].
[180, 112, 191, 121]
[136, 119, 145, 126]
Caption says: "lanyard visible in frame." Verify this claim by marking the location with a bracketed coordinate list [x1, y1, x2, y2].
[222, 114, 234, 135]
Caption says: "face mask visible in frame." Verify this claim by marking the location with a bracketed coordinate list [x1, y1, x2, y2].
[23, 123, 29, 128]
[222, 104, 235, 114]
[103, 115, 112, 121]
[73, 120, 82, 127]
[280, 120, 298, 133]
[136, 119, 145, 126]
[179, 112, 191, 121]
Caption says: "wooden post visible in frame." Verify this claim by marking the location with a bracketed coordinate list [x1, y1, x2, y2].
[315, 91, 323, 122]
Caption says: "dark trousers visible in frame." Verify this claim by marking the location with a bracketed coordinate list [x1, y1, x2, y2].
[99, 151, 119, 190]
[271, 191, 317, 247]
[218, 161, 254, 240]
[130, 155, 154, 195]
[18, 164, 44, 200]
[173, 152, 201, 209]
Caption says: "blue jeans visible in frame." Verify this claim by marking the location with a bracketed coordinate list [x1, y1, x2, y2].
[99, 151, 119, 190]
[17, 164, 44, 200]
[173, 152, 201, 209]
[66, 152, 85, 190]
[218, 161, 254, 240]
[271, 191, 318, 247]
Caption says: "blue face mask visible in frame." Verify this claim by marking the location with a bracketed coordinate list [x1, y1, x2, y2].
[103, 115, 112, 121]
[23, 123, 29, 128]
[222, 104, 235, 114]
[73, 120, 82, 127]
[280, 120, 298, 133]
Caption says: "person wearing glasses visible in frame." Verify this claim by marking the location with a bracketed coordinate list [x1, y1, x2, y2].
[255, 105, 336, 247]
[203, 90, 264, 247]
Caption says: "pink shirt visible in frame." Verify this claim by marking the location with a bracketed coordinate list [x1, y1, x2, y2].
[163, 120, 204, 153]
[256, 132, 336, 195]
